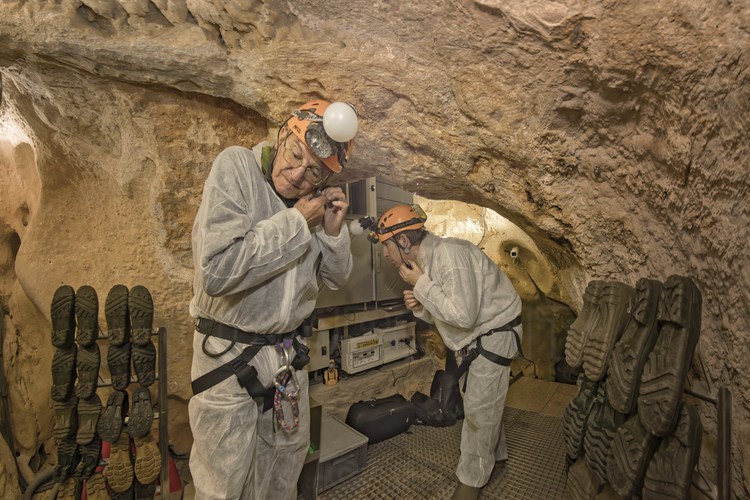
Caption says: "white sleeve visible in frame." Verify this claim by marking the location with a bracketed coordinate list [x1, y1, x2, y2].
[412, 246, 480, 329]
[196, 148, 313, 296]
[315, 224, 353, 290]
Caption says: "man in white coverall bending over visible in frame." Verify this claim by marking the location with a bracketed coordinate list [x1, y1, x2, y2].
[371, 204, 523, 500]
[188, 99, 359, 498]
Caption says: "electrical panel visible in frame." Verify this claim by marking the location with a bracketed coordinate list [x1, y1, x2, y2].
[376, 322, 416, 364]
[340, 332, 382, 374]
[300, 329, 331, 372]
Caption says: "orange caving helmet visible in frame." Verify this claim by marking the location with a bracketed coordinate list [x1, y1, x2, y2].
[370, 204, 427, 244]
[286, 100, 356, 173]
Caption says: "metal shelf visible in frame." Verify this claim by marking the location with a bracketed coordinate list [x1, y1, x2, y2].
[94, 326, 170, 493]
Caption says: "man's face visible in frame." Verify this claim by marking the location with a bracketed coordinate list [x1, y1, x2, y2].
[272, 132, 331, 199]
[381, 238, 403, 267]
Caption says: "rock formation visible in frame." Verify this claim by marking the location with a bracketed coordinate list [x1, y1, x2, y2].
[0, 0, 748, 496]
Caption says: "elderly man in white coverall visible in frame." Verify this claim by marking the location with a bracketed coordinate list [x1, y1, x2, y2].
[371, 204, 522, 500]
[188, 100, 358, 499]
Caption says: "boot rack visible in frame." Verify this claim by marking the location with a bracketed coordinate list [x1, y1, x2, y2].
[97, 326, 170, 494]
[685, 384, 732, 500]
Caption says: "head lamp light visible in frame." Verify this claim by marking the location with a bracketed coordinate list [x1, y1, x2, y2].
[305, 122, 336, 159]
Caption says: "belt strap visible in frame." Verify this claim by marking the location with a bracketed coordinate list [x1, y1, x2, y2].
[487, 315, 522, 335]
[195, 317, 258, 344]
[196, 317, 297, 345]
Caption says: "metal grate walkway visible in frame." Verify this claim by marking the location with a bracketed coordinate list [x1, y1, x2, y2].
[319, 407, 569, 499]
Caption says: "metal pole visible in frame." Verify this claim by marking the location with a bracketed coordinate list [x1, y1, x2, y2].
[685, 387, 718, 405]
[158, 327, 170, 496]
[718, 386, 731, 500]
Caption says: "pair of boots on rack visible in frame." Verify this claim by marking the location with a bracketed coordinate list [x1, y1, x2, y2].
[562, 275, 703, 499]
[98, 284, 161, 496]
[50, 283, 161, 498]
[51, 284, 104, 490]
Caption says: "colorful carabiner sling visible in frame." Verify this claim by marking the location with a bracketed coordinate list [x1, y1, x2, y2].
[273, 340, 301, 432]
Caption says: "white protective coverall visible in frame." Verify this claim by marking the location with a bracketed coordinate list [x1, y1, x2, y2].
[411, 233, 522, 488]
[188, 144, 353, 499]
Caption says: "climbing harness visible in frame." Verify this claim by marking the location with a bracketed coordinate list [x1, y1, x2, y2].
[191, 317, 310, 409]
[454, 315, 524, 383]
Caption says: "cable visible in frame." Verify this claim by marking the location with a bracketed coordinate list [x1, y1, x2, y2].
[389, 345, 418, 386]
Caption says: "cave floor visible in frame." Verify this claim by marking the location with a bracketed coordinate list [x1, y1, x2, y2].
[180, 374, 577, 499]
[316, 376, 578, 500]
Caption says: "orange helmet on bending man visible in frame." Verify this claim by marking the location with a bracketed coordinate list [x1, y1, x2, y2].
[368, 204, 427, 244]
[286, 100, 358, 173]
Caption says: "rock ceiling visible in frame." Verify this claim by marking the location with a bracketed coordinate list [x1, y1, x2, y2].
[0, 0, 748, 495]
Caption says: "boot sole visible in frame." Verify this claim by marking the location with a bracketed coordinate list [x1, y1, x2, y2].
[638, 275, 701, 437]
[98, 390, 128, 443]
[76, 394, 102, 446]
[106, 285, 130, 346]
[128, 386, 154, 438]
[75, 343, 100, 400]
[566, 458, 604, 498]
[583, 398, 627, 486]
[607, 413, 659, 496]
[54, 436, 80, 483]
[74, 435, 102, 480]
[51, 345, 77, 402]
[53, 397, 79, 441]
[582, 281, 634, 381]
[128, 286, 153, 346]
[562, 375, 600, 461]
[75, 285, 99, 347]
[133, 434, 161, 485]
[132, 341, 156, 388]
[606, 278, 662, 414]
[643, 404, 702, 498]
[105, 432, 134, 493]
[85, 472, 109, 500]
[565, 280, 607, 369]
[51, 285, 76, 349]
[107, 342, 132, 391]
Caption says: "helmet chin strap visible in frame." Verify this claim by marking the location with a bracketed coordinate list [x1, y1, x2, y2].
[396, 239, 414, 270]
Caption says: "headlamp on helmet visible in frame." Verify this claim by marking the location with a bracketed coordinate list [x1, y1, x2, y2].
[369, 204, 427, 244]
[286, 100, 358, 174]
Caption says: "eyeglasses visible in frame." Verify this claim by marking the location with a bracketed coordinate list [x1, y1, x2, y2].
[281, 135, 331, 187]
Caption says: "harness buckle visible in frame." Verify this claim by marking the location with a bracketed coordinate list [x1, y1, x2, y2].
[228, 356, 248, 373]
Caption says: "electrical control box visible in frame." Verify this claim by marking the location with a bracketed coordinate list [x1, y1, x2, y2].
[341, 332, 382, 374]
[375, 322, 416, 364]
[300, 329, 331, 372]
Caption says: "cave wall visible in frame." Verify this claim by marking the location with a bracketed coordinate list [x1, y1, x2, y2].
[0, 0, 748, 496]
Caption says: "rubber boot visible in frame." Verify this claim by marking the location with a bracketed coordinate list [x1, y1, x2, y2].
[452, 482, 480, 500]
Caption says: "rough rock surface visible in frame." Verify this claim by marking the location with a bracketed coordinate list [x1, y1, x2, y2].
[0, 0, 748, 496]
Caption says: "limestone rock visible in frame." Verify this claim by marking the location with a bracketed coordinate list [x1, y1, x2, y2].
[0, 0, 748, 494]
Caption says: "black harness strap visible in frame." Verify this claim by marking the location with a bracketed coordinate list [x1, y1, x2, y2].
[191, 318, 301, 404]
[455, 315, 523, 377]
[191, 340, 268, 396]
[195, 317, 260, 344]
